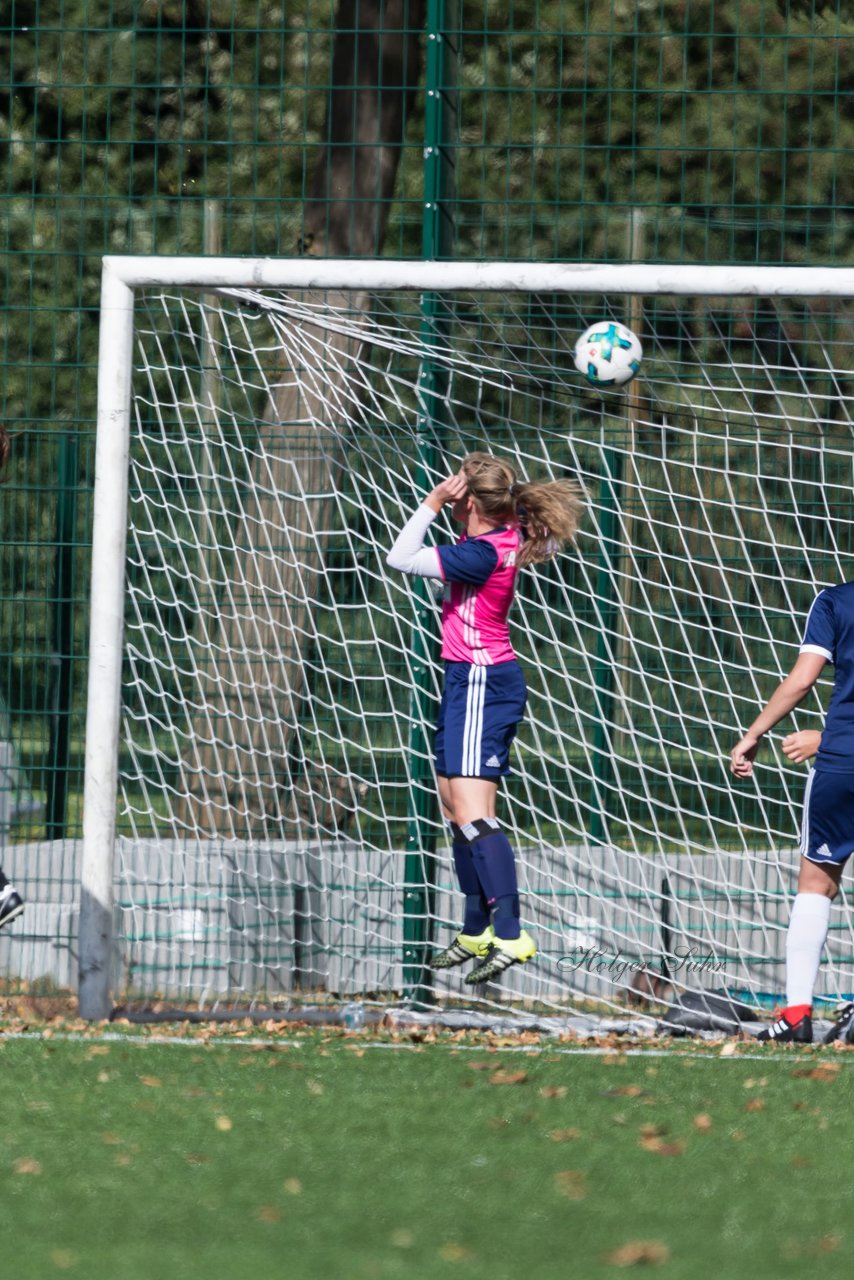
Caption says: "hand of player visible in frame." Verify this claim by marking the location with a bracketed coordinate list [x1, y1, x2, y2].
[730, 734, 760, 779]
[425, 472, 468, 511]
[781, 729, 822, 763]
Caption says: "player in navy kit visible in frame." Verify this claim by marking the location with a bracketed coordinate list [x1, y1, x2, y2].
[732, 583, 854, 1043]
[387, 453, 585, 982]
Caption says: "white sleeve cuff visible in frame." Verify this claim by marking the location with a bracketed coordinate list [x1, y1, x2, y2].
[800, 644, 833, 661]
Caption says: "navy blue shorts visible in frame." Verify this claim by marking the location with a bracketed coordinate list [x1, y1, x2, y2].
[434, 660, 527, 779]
[800, 768, 854, 865]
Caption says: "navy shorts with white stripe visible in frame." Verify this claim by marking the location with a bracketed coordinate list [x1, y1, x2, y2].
[800, 768, 854, 865]
[434, 659, 528, 778]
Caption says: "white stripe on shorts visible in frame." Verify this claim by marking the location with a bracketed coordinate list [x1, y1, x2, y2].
[462, 665, 486, 775]
[799, 767, 815, 858]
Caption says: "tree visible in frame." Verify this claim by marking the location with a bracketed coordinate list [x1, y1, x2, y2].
[179, 0, 427, 841]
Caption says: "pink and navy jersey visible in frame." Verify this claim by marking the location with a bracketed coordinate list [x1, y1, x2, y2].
[435, 525, 523, 665]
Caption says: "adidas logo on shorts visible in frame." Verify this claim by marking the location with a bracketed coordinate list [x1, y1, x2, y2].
[485, 755, 501, 768]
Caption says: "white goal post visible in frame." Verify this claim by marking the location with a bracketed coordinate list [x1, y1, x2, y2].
[81, 255, 854, 1024]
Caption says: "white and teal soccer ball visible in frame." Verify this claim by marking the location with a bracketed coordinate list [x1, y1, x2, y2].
[574, 321, 642, 387]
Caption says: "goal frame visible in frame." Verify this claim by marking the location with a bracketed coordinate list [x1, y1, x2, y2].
[82, 255, 854, 1020]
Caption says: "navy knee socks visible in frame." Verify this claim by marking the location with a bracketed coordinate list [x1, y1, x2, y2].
[452, 818, 521, 940]
[451, 834, 491, 934]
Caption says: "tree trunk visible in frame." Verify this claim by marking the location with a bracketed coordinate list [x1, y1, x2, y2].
[180, 0, 425, 841]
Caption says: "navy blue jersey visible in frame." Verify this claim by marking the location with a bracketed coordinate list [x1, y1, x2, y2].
[436, 536, 500, 586]
[800, 582, 854, 772]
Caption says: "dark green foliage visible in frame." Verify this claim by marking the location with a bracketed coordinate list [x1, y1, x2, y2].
[1, 1, 853, 839]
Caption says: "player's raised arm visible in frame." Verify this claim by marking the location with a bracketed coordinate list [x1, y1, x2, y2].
[385, 472, 469, 577]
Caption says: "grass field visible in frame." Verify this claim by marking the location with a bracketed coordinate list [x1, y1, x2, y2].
[2, 1023, 852, 1280]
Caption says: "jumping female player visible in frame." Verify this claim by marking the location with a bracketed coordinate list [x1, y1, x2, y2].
[387, 452, 585, 983]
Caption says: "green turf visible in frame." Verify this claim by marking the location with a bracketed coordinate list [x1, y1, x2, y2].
[1, 1031, 851, 1279]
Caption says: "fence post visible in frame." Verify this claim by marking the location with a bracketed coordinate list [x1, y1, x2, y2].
[402, 0, 458, 1002]
[47, 434, 80, 840]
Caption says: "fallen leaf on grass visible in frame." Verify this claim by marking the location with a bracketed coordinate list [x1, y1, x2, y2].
[719, 1041, 738, 1057]
[255, 1205, 281, 1224]
[783, 1234, 841, 1259]
[693, 1114, 713, 1132]
[138, 1076, 162, 1089]
[539, 1085, 567, 1099]
[743, 1098, 765, 1113]
[283, 1178, 302, 1195]
[792, 1064, 841, 1082]
[14, 1157, 42, 1175]
[639, 1136, 685, 1156]
[603, 1085, 645, 1098]
[439, 1243, 473, 1261]
[215, 1115, 233, 1132]
[468, 1061, 497, 1072]
[639, 1122, 668, 1139]
[606, 1240, 671, 1267]
[554, 1169, 587, 1200]
[548, 1128, 581, 1142]
[50, 1250, 76, 1270]
[489, 1070, 528, 1086]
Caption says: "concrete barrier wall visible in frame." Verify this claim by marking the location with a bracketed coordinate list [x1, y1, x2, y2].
[0, 836, 850, 1009]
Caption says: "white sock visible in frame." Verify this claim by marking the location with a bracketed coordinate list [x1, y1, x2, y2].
[785, 892, 832, 1009]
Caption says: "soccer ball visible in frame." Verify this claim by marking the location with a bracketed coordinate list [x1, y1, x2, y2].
[574, 321, 642, 388]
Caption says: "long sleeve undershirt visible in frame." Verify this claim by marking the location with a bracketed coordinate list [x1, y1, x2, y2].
[386, 503, 444, 579]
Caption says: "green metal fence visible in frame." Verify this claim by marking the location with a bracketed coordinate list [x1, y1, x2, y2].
[1, 1, 852, 995]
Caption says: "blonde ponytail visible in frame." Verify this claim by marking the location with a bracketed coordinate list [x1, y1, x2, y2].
[460, 452, 586, 567]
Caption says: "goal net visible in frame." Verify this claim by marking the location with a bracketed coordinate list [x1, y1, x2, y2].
[83, 258, 854, 1026]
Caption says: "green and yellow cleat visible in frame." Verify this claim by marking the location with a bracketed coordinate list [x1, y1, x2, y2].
[429, 926, 495, 970]
[464, 930, 537, 984]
